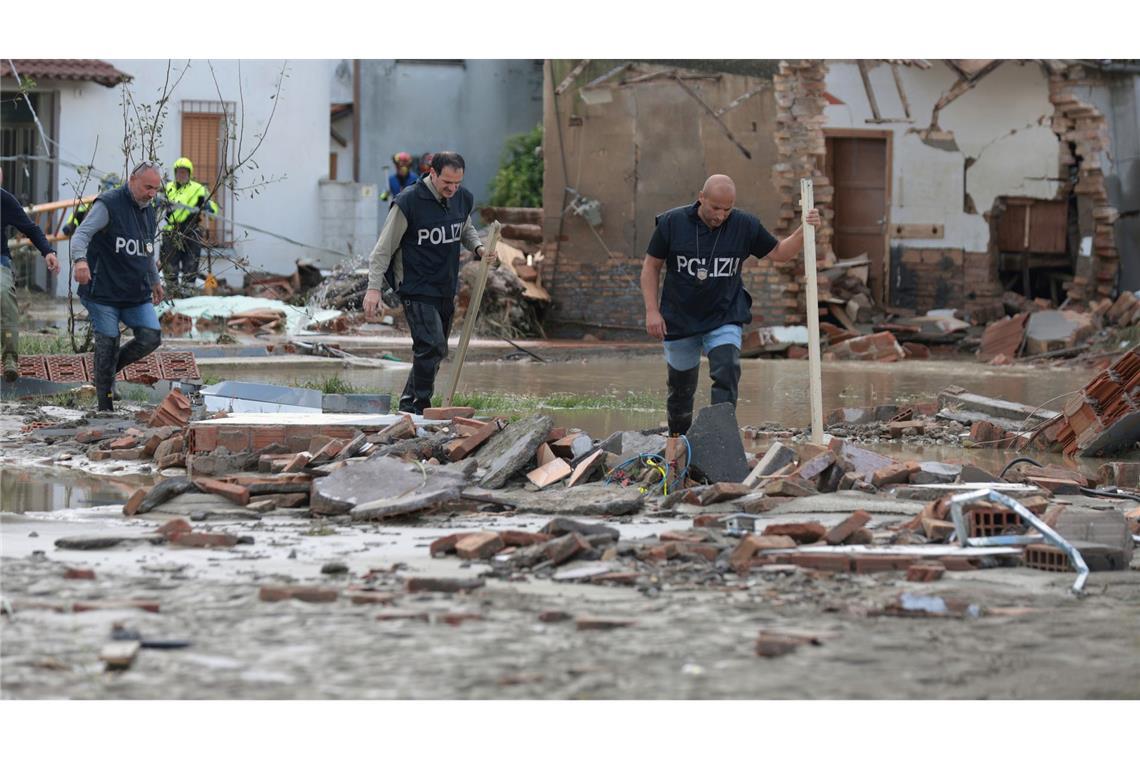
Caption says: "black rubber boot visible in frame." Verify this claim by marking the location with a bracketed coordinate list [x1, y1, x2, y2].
[93, 334, 120, 412]
[115, 327, 162, 372]
[666, 364, 700, 436]
[708, 344, 742, 407]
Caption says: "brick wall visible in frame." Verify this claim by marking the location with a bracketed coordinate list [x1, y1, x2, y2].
[889, 247, 1002, 315]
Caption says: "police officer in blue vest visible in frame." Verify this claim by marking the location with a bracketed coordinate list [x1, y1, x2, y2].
[70, 162, 166, 411]
[363, 151, 498, 414]
[640, 174, 821, 436]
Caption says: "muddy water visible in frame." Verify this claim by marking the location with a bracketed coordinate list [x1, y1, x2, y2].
[0, 356, 1118, 511]
[216, 355, 1096, 432]
[0, 468, 152, 513]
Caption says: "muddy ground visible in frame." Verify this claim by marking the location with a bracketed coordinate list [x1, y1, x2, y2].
[3, 503, 1139, 699]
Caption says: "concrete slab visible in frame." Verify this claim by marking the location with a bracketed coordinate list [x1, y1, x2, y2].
[765, 491, 927, 517]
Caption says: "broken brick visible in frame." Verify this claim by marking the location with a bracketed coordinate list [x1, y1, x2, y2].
[823, 510, 871, 545]
[74, 599, 160, 613]
[538, 610, 572, 623]
[852, 555, 919, 573]
[172, 532, 239, 548]
[762, 522, 827, 544]
[63, 567, 96, 580]
[423, 406, 475, 420]
[498, 530, 552, 547]
[438, 612, 483, 626]
[258, 585, 338, 603]
[698, 482, 754, 505]
[192, 477, 251, 506]
[122, 488, 148, 517]
[430, 532, 475, 556]
[149, 388, 192, 428]
[455, 532, 506, 560]
[544, 532, 592, 565]
[906, 562, 946, 582]
[348, 591, 396, 605]
[871, 462, 915, 488]
[406, 577, 485, 593]
[526, 458, 572, 489]
[729, 534, 796, 573]
[156, 518, 193, 541]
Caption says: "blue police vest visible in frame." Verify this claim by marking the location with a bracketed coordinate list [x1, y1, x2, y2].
[392, 178, 474, 299]
[80, 186, 157, 305]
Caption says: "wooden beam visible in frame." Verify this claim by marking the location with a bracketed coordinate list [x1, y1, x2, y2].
[443, 222, 502, 407]
[801, 179, 824, 445]
[554, 59, 591, 95]
[857, 60, 882, 122]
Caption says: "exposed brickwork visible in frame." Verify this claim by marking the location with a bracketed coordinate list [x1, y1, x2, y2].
[1050, 66, 1119, 301]
[889, 248, 1002, 314]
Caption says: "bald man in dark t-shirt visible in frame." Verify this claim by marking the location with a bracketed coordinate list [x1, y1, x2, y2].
[640, 174, 820, 436]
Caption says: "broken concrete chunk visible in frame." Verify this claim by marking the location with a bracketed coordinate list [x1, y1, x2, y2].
[509, 483, 643, 516]
[475, 414, 554, 489]
[544, 532, 592, 565]
[567, 449, 605, 487]
[349, 486, 463, 521]
[600, 430, 667, 458]
[100, 641, 141, 671]
[541, 517, 620, 541]
[686, 404, 750, 483]
[311, 456, 469, 515]
[55, 533, 167, 551]
[576, 617, 635, 631]
[130, 477, 196, 515]
[911, 462, 962, 485]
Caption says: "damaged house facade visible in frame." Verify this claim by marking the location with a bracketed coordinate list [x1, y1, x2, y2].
[539, 60, 1140, 336]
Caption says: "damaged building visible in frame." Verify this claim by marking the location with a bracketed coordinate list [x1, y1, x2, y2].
[539, 59, 1140, 336]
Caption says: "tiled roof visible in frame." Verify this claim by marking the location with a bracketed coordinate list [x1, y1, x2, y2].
[2, 59, 131, 87]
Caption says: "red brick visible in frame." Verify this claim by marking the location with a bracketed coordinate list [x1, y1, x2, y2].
[823, 510, 871, 545]
[423, 406, 476, 420]
[173, 532, 239, 548]
[251, 427, 288, 450]
[429, 532, 475, 556]
[74, 599, 160, 613]
[538, 610, 572, 623]
[156, 518, 193, 540]
[193, 477, 251, 506]
[762, 522, 827, 544]
[730, 534, 796, 573]
[111, 448, 146, 461]
[122, 488, 148, 516]
[852, 555, 919, 573]
[906, 562, 945, 582]
[871, 462, 912, 488]
[405, 577, 484, 593]
[376, 611, 430, 622]
[216, 428, 252, 452]
[108, 435, 141, 450]
[544, 532, 591, 565]
[258, 585, 338, 603]
[455, 531, 506, 560]
[64, 567, 96, 580]
[782, 553, 851, 572]
[149, 388, 192, 428]
[190, 425, 219, 453]
[438, 612, 483, 626]
[498, 530, 552, 547]
[446, 418, 500, 461]
[693, 514, 732, 528]
[348, 591, 396, 605]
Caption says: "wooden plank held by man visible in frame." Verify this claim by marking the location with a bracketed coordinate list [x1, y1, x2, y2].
[443, 221, 502, 407]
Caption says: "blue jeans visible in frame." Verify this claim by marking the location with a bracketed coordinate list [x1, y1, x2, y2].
[82, 298, 161, 338]
[662, 323, 742, 370]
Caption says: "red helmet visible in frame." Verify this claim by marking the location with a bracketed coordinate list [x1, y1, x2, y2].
[393, 152, 412, 167]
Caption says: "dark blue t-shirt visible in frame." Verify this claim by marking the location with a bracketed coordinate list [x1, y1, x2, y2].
[647, 201, 778, 340]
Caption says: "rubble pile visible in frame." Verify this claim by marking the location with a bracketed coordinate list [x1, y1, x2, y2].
[742, 286, 1139, 367]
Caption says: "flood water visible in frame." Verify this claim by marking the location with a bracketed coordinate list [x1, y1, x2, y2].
[0, 467, 154, 512]
[3, 355, 1130, 511]
[215, 354, 1097, 433]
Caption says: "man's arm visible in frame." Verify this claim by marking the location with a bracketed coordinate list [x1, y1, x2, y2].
[764, 208, 822, 264]
[69, 201, 110, 262]
[2, 190, 55, 257]
[641, 255, 667, 341]
[366, 205, 408, 292]
[460, 216, 484, 257]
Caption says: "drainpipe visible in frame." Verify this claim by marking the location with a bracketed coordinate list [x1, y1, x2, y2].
[352, 59, 361, 183]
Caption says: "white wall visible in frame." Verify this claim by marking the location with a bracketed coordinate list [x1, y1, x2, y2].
[50, 59, 331, 294]
[823, 60, 1061, 253]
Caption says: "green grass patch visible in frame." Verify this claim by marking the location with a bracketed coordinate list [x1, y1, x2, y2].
[297, 376, 368, 395]
[434, 390, 663, 413]
[17, 333, 74, 355]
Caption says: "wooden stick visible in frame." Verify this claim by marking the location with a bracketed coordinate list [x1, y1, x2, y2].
[800, 179, 824, 445]
[443, 221, 501, 407]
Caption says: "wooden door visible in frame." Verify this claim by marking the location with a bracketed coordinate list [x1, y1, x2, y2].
[180, 112, 226, 245]
[827, 135, 889, 302]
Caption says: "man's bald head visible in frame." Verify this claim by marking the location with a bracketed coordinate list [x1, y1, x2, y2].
[697, 174, 736, 228]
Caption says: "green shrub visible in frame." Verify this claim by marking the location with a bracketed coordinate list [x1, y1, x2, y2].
[487, 125, 543, 208]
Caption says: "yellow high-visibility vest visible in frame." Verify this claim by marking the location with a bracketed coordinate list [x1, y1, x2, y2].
[164, 179, 218, 228]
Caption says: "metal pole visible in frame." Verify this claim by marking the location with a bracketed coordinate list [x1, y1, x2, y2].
[443, 221, 502, 407]
[801, 178, 824, 444]
[352, 59, 361, 183]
